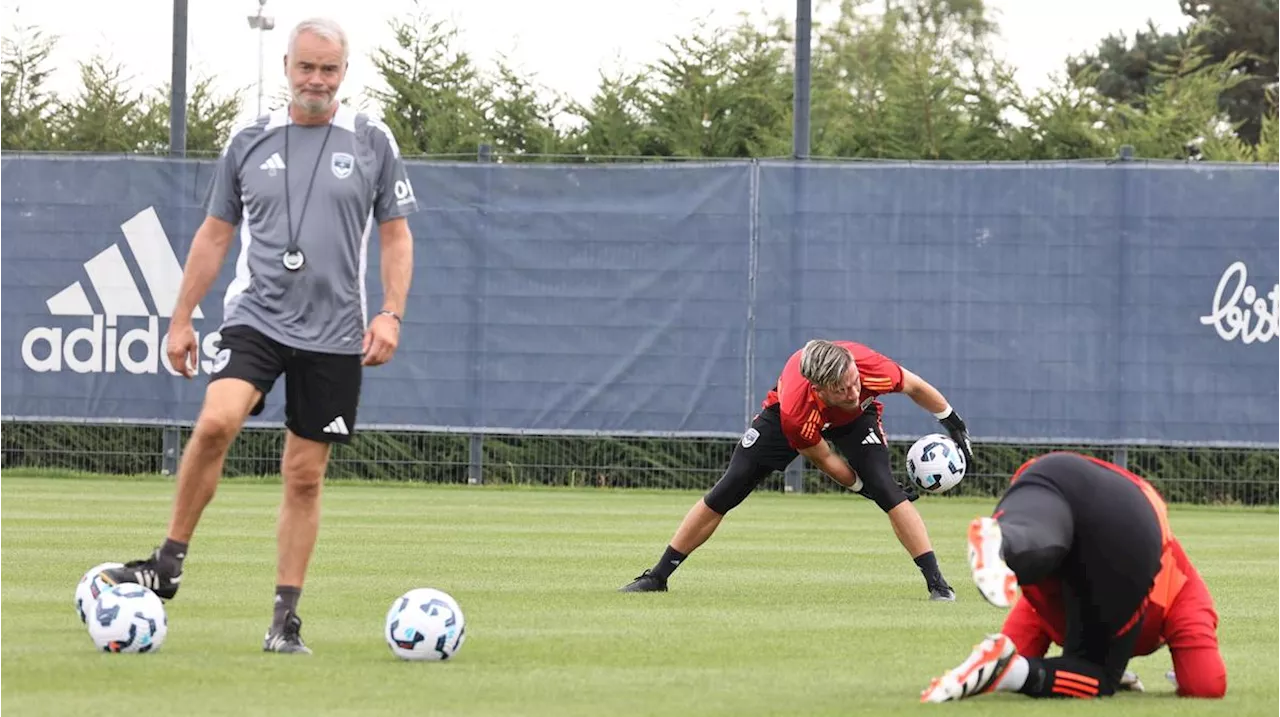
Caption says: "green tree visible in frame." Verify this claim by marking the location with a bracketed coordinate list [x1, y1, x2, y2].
[51, 55, 154, 152]
[1070, 0, 1278, 145]
[803, 0, 1019, 159]
[484, 58, 564, 158]
[1, 23, 58, 150]
[564, 69, 648, 158]
[1180, 0, 1279, 144]
[1067, 21, 1186, 110]
[1106, 28, 1258, 160]
[880, 0, 1019, 159]
[1006, 73, 1114, 160]
[638, 20, 792, 158]
[367, 3, 489, 156]
[135, 77, 245, 155]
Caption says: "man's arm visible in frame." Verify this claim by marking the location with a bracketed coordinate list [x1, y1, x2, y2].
[798, 440, 863, 491]
[901, 368, 973, 463]
[900, 368, 949, 414]
[378, 217, 413, 317]
[172, 216, 237, 323]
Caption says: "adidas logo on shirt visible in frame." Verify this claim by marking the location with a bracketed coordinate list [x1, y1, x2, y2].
[259, 153, 286, 175]
[20, 206, 219, 375]
[861, 430, 882, 445]
[322, 416, 350, 436]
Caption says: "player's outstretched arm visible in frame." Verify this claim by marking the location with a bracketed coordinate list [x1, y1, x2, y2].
[798, 441, 863, 492]
[901, 368, 972, 463]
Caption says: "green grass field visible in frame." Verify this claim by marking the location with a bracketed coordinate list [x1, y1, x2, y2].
[2, 474, 1276, 716]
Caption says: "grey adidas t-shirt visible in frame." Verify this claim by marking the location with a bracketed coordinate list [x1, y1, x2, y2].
[207, 105, 418, 354]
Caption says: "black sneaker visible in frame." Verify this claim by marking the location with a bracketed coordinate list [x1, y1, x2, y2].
[99, 549, 182, 600]
[618, 569, 668, 593]
[263, 611, 312, 655]
[928, 581, 957, 602]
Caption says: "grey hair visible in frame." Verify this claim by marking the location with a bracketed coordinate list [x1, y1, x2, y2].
[288, 18, 349, 62]
[799, 339, 855, 388]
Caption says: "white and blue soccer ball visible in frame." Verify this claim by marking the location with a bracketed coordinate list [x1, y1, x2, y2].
[906, 433, 967, 494]
[385, 587, 466, 661]
[86, 583, 168, 653]
[74, 562, 123, 624]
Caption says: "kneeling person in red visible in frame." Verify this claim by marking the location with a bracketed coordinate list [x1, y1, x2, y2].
[621, 339, 974, 601]
[921, 452, 1227, 702]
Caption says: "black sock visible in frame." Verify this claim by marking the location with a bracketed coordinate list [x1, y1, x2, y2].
[913, 551, 945, 586]
[1019, 659, 1051, 695]
[650, 545, 688, 580]
[273, 585, 302, 628]
[157, 538, 188, 573]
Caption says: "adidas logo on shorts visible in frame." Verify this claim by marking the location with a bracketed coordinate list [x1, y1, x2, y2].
[322, 416, 350, 436]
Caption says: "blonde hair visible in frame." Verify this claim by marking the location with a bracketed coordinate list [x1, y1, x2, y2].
[799, 339, 855, 388]
[288, 18, 349, 63]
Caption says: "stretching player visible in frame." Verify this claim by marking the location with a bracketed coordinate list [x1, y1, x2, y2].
[921, 452, 1227, 701]
[621, 339, 974, 601]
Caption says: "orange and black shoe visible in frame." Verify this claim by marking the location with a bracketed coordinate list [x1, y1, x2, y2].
[920, 633, 1018, 703]
[967, 517, 1018, 608]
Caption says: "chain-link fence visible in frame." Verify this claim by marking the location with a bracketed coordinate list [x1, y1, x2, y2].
[2, 421, 1274, 506]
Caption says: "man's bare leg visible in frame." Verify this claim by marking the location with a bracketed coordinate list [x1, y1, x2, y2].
[264, 429, 331, 655]
[166, 379, 262, 541]
[101, 378, 259, 599]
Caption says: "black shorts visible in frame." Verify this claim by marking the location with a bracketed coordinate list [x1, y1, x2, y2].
[704, 405, 910, 514]
[209, 324, 363, 444]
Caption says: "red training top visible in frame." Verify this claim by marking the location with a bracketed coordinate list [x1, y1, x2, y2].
[762, 341, 904, 450]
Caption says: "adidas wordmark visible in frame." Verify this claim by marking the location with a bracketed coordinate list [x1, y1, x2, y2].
[19, 206, 220, 375]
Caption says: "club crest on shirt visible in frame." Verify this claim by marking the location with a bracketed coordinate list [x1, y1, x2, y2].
[741, 428, 760, 448]
[331, 152, 354, 179]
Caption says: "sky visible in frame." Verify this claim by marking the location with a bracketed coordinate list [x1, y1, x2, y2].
[4, 0, 1193, 126]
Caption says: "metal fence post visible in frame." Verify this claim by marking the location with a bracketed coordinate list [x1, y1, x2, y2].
[1112, 446, 1128, 470]
[468, 143, 494, 485]
[786, 1, 812, 497]
[169, 0, 188, 157]
[164, 2, 189, 478]
[792, 0, 812, 160]
[784, 456, 805, 493]
[161, 425, 181, 476]
[468, 434, 484, 485]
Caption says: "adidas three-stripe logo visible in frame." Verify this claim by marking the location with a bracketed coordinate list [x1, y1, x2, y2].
[323, 416, 350, 435]
[120, 568, 181, 591]
[861, 429, 882, 445]
[259, 152, 286, 173]
[44, 207, 204, 320]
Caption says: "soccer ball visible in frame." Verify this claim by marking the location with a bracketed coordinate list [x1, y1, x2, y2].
[906, 433, 967, 494]
[74, 562, 123, 623]
[385, 588, 466, 661]
[86, 583, 168, 653]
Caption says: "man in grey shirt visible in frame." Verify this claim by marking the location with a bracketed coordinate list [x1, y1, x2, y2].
[103, 17, 417, 654]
